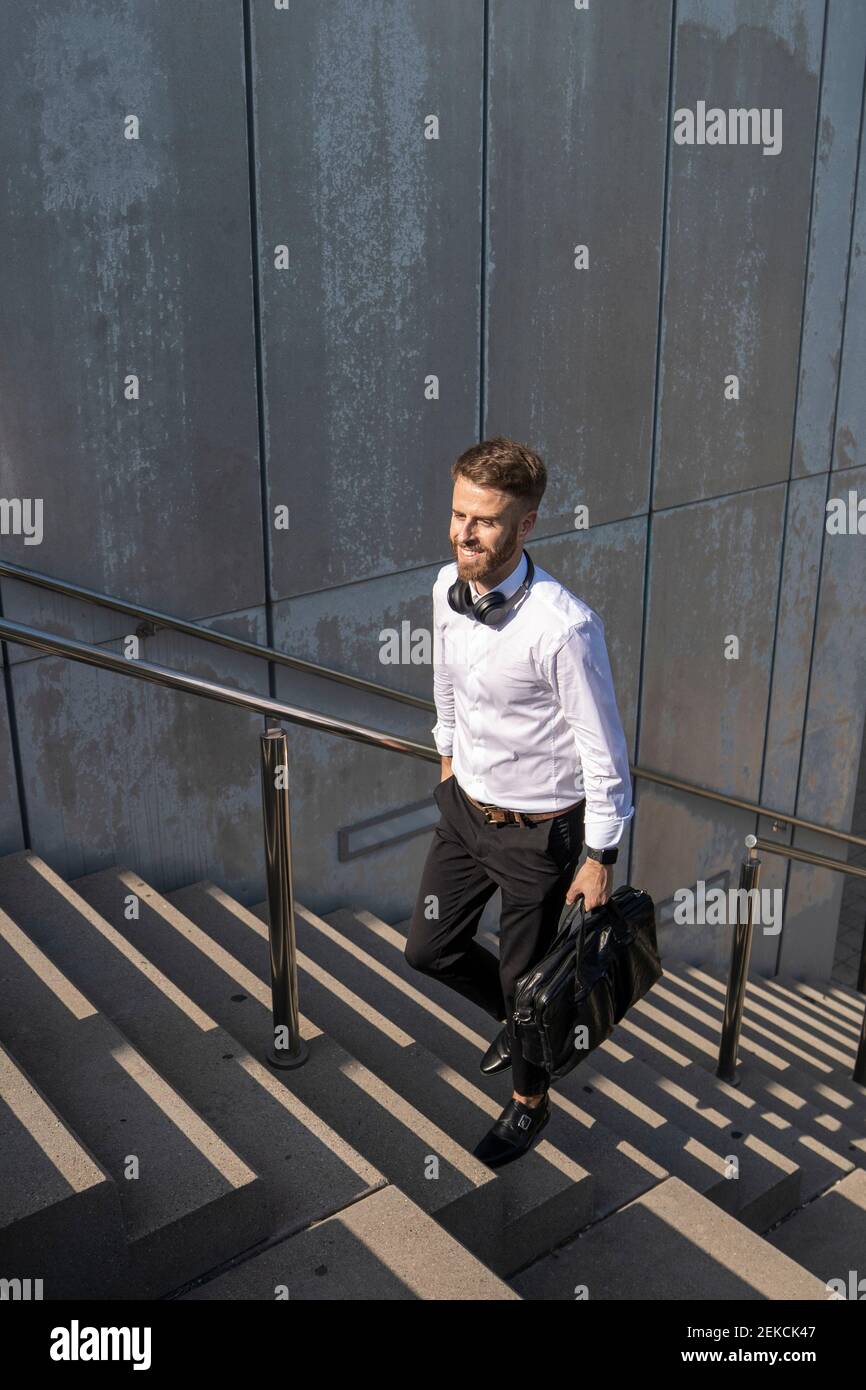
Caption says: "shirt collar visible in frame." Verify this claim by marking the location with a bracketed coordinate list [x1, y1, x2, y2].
[469, 549, 528, 602]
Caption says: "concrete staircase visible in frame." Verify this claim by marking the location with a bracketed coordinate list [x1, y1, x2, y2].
[0, 848, 863, 1300]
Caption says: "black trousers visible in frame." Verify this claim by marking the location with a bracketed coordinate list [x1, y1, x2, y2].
[404, 775, 586, 1094]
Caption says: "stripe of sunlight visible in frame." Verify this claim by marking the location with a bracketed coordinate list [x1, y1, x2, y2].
[0, 908, 254, 1188]
[128, 872, 564, 1184]
[110, 882, 383, 1182]
[0, 1041, 104, 1192]
[635, 987, 859, 1124]
[358, 910, 749, 1176]
[663, 965, 857, 1072]
[28, 857, 214, 1032]
[202, 886, 602, 1178]
[763, 979, 862, 1036]
[1, 907, 96, 1020]
[109, 1042, 256, 1188]
[573, 1058, 733, 1183]
[646, 975, 836, 1075]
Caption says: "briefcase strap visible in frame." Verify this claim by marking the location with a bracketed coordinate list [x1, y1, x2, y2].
[559, 892, 634, 1002]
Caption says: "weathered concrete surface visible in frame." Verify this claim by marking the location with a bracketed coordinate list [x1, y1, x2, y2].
[793, 1, 866, 478]
[638, 486, 786, 792]
[781, 463, 866, 976]
[751, 474, 827, 974]
[766, 1170, 866, 1287]
[251, 0, 483, 599]
[512, 1176, 828, 1300]
[180, 1185, 520, 1301]
[0, 0, 263, 622]
[655, 0, 824, 508]
[833, 66, 866, 476]
[6, 609, 270, 900]
[485, 0, 671, 531]
[0, 1, 862, 982]
[632, 484, 786, 962]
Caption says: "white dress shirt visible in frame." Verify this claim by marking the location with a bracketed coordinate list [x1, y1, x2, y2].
[431, 551, 634, 850]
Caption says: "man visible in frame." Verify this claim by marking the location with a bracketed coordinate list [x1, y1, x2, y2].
[404, 436, 633, 1168]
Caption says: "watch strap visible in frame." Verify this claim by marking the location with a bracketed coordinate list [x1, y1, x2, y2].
[585, 845, 618, 865]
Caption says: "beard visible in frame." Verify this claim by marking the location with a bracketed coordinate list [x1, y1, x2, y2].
[451, 526, 521, 585]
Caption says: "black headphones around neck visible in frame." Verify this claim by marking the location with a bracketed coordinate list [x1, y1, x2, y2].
[447, 549, 535, 626]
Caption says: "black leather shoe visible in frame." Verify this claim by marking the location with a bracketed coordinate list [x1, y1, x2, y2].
[479, 1025, 511, 1075]
[472, 1094, 551, 1168]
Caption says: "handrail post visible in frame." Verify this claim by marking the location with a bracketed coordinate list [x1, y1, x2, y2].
[716, 835, 762, 1085]
[856, 916, 866, 1086]
[260, 724, 308, 1069]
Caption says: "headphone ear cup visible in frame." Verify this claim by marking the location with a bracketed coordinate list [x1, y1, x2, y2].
[474, 592, 505, 625]
[447, 578, 472, 615]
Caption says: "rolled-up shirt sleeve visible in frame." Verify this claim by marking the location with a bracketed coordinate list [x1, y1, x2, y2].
[431, 584, 455, 756]
[544, 617, 634, 849]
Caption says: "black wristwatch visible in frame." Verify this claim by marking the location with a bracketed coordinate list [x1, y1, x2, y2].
[585, 845, 618, 865]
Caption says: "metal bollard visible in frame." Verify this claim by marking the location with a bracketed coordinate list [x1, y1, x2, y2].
[716, 835, 761, 1085]
[259, 724, 308, 1069]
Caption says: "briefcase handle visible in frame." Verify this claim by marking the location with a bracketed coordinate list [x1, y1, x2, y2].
[557, 891, 629, 989]
[556, 893, 590, 975]
[559, 889, 631, 938]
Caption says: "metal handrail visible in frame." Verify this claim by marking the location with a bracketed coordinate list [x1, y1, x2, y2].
[0, 557, 432, 711]
[2, 591, 864, 1086]
[717, 835, 866, 1088]
[629, 765, 866, 851]
[0, 617, 437, 764]
[3, 555, 865, 850]
[0, 613, 435, 1070]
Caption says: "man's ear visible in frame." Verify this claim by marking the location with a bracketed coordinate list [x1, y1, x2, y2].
[520, 509, 538, 540]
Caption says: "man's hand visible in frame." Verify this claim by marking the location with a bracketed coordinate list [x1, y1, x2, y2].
[440, 755, 453, 783]
[565, 857, 613, 910]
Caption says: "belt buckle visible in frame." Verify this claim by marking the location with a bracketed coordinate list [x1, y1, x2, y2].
[483, 806, 525, 827]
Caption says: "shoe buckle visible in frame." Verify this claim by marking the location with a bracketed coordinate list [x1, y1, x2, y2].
[517, 1113, 532, 1130]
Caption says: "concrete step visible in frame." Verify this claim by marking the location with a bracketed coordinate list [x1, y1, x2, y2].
[344, 911, 807, 1231]
[637, 959, 866, 1124]
[0, 1042, 128, 1299]
[167, 881, 593, 1276]
[478, 929, 864, 1186]
[767, 975, 863, 1043]
[510, 1175, 830, 1301]
[619, 976, 866, 1211]
[699, 962, 866, 1082]
[178, 1186, 520, 1301]
[56, 861, 384, 1241]
[0, 901, 265, 1298]
[803, 975, 866, 1014]
[337, 909, 668, 1221]
[115, 874, 510, 1270]
[609, 1012, 860, 1196]
[580, 1039, 804, 1230]
[764, 1170, 866, 1294]
[0, 851, 381, 1297]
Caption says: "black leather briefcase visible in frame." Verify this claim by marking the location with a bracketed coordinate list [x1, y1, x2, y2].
[512, 885, 662, 1082]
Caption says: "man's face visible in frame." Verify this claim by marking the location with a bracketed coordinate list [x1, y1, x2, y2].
[449, 476, 534, 585]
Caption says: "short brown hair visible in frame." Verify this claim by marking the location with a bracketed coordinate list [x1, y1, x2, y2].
[452, 436, 547, 512]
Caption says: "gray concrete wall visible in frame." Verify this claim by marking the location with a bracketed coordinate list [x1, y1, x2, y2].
[0, 0, 864, 979]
